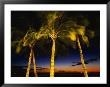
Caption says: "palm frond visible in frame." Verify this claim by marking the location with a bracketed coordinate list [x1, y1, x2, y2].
[67, 31, 77, 41]
[15, 40, 23, 54]
[82, 35, 89, 47]
[16, 44, 22, 54]
[86, 29, 95, 38]
[11, 41, 20, 47]
[76, 26, 86, 36]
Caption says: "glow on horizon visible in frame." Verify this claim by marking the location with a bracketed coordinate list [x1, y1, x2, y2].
[35, 63, 100, 73]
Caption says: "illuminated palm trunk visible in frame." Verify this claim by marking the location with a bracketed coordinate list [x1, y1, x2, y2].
[32, 51, 37, 77]
[26, 47, 33, 77]
[77, 37, 88, 77]
[26, 47, 37, 77]
[50, 39, 55, 77]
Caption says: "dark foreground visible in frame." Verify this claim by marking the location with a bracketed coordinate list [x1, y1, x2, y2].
[11, 66, 100, 77]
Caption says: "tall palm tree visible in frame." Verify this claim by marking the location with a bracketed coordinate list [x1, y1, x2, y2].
[38, 11, 63, 77]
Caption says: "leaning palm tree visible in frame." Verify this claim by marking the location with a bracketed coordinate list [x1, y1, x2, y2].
[68, 26, 89, 77]
[14, 27, 44, 77]
[22, 29, 37, 77]
[59, 20, 94, 77]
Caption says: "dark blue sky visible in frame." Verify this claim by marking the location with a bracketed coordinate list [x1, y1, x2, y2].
[11, 43, 100, 72]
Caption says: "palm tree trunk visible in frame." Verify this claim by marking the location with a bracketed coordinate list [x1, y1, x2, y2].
[50, 39, 55, 77]
[26, 47, 33, 77]
[77, 37, 88, 77]
[32, 51, 37, 77]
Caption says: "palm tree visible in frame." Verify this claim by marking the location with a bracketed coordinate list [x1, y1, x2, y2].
[22, 29, 37, 77]
[38, 11, 63, 77]
[68, 26, 89, 77]
[61, 21, 94, 77]
[14, 27, 44, 77]
[55, 12, 95, 77]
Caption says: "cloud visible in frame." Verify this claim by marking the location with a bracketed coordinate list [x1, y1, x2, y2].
[72, 58, 98, 66]
[36, 67, 48, 70]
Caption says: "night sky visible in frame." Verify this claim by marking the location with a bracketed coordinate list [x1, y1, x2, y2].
[11, 11, 100, 73]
